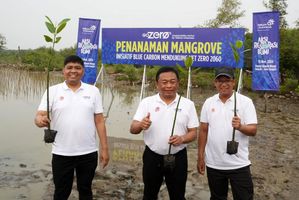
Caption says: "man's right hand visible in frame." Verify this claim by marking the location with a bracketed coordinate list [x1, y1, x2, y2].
[34, 111, 50, 128]
[140, 112, 151, 130]
[130, 112, 152, 134]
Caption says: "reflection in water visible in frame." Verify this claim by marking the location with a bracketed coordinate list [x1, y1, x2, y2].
[109, 137, 144, 164]
[0, 68, 63, 101]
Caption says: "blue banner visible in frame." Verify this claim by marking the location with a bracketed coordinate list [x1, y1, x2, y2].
[102, 28, 245, 68]
[252, 12, 280, 91]
[76, 18, 100, 84]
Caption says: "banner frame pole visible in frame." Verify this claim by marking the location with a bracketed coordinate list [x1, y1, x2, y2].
[186, 66, 192, 99]
[94, 64, 103, 86]
[237, 68, 243, 93]
[140, 65, 147, 102]
[237, 49, 251, 93]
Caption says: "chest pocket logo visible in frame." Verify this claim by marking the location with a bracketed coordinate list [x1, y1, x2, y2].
[155, 106, 160, 112]
[83, 95, 91, 99]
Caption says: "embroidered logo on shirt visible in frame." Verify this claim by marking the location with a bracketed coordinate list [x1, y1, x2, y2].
[155, 107, 160, 112]
[83, 96, 91, 99]
[59, 96, 64, 101]
[211, 108, 215, 112]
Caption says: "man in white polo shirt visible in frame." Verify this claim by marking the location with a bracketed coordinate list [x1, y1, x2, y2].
[130, 67, 199, 200]
[197, 67, 257, 200]
[34, 55, 109, 200]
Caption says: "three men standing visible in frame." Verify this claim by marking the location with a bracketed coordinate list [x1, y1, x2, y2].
[35, 58, 257, 200]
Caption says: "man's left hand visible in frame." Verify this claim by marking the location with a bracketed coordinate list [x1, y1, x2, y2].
[232, 116, 242, 130]
[168, 135, 184, 146]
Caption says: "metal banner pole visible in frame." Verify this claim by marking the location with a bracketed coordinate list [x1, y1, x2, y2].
[237, 68, 243, 93]
[237, 49, 251, 93]
[186, 66, 192, 99]
[94, 64, 104, 86]
[140, 65, 147, 102]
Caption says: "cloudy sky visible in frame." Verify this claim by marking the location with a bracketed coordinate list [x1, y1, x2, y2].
[1, 0, 298, 50]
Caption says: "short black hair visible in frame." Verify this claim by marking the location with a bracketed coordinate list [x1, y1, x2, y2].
[64, 55, 84, 67]
[155, 67, 179, 81]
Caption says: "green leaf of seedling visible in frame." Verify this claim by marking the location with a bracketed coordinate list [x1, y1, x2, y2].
[176, 63, 182, 68]
[45, 16, 54, 25]
[45, 22, 56, 34]
[55, 37, 62, 44]
[176, 65, 185, 73]
[56, 23, 67, 34]
[58, 18, 70, 26]
[235, 40, 243, 49]
[57, 18, 70, 34]
[233, 51, 239, 63]
[184, 56, 193, 68]
[229, 42, 237, 52]
[44, 35, 53, 43]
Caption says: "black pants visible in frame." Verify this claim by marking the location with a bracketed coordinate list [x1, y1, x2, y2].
[206, 165, 253, 200]
[142, 146, 187, 200]
[52, 151, 98, 200]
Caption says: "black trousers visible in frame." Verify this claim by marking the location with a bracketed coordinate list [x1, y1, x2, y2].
[142, 146, 187, 200]
[206, 165, 253, 200]
[52, 151, 98, 200]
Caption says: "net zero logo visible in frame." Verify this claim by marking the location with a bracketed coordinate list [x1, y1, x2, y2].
[142, 32, 171, 39]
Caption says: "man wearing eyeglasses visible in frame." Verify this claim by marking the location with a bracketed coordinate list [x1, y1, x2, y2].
[197, 67, 257, 200]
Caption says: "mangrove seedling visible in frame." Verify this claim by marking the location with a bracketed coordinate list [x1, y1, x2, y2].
[43, 16, 70, 143]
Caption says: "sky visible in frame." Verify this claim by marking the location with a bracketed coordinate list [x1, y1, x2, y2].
[0, 0, 298, 50]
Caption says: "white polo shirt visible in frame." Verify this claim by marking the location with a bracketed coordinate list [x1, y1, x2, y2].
[200, 93, 257, 170]
[38, 81, 103, 156]
[133, 94, 199, 155]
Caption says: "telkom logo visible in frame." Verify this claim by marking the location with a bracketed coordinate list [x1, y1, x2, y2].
[142, 32, 171, 39]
